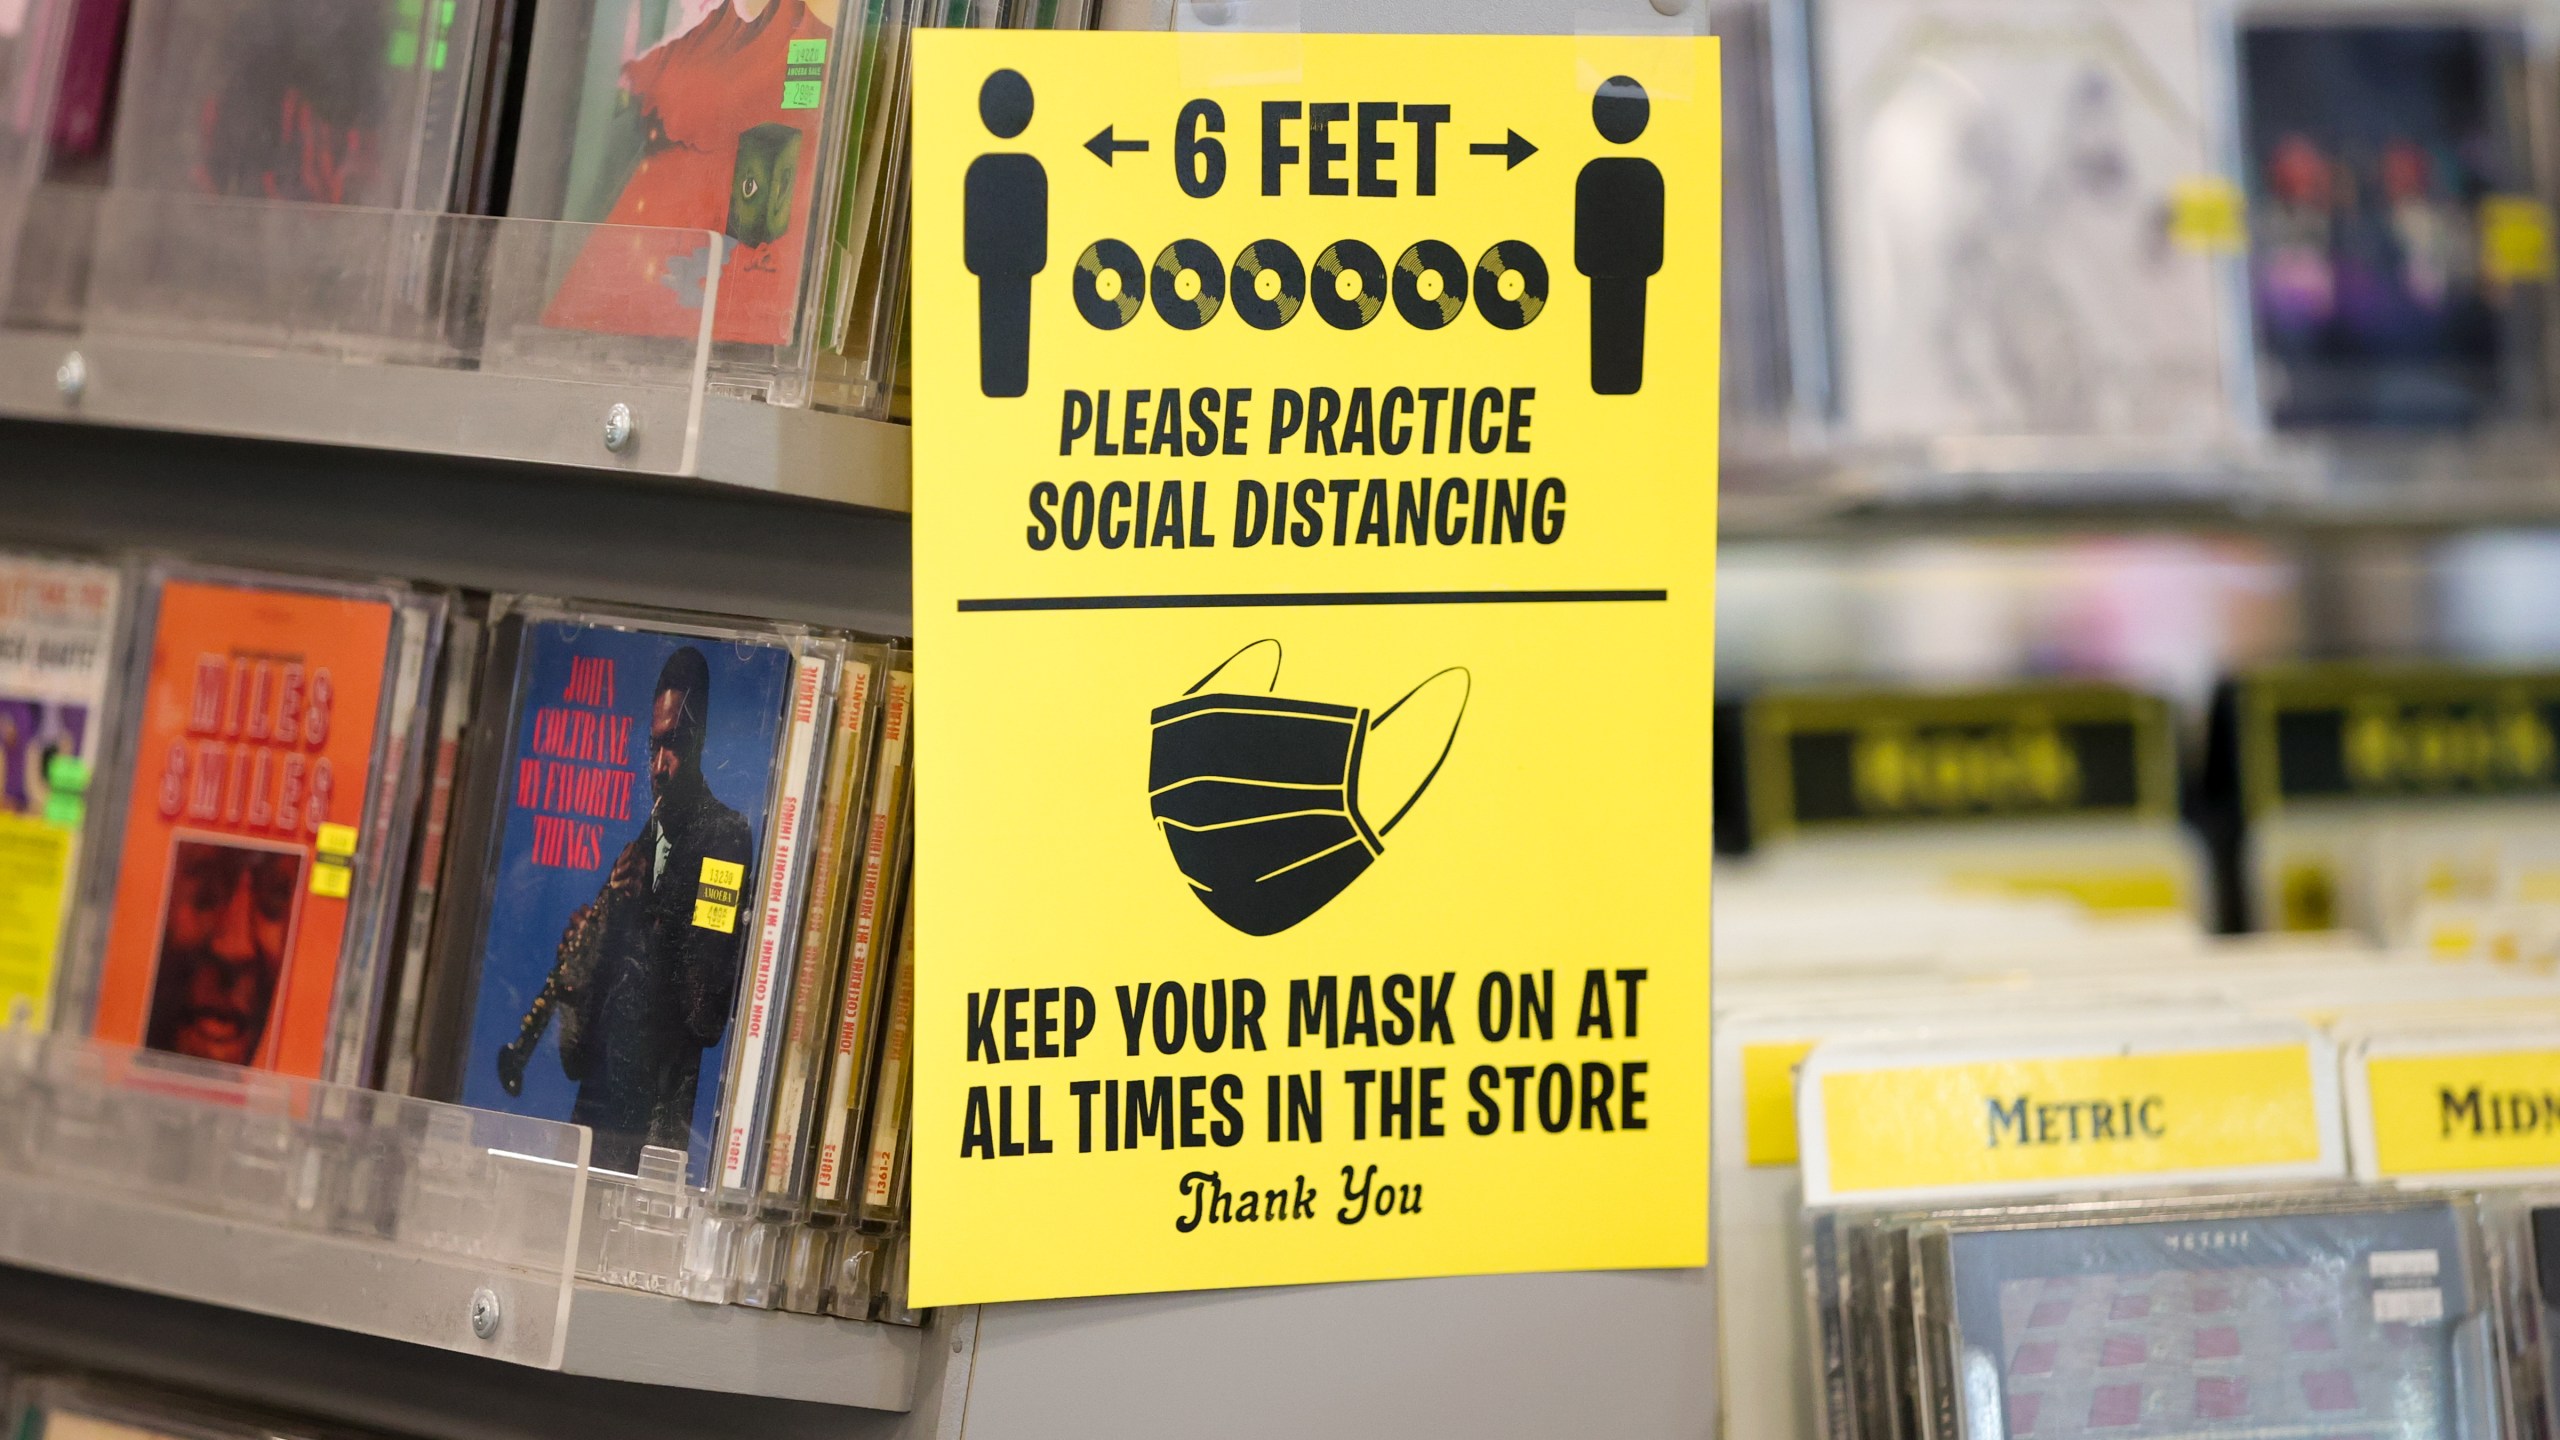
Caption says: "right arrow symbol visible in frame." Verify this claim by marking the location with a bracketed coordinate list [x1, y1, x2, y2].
[1468, 130, 1538, 169]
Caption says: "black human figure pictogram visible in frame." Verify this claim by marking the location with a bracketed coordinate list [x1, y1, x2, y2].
[1574, 75, 1663, 395]
[967, 69, 1046, 398]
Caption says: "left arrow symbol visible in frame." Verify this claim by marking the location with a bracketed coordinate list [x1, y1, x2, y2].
[1087, 126, 1150, 164]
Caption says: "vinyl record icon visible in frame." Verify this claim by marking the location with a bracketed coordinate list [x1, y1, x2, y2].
[1392, 241, 1469, 330]
[1151, 239, 1225, 330]
[1073, 240, 1144, 330]
[1229, 239, 1306, 330]
[1472, 241, 1550, 330]
[1311, 240, 1387, 330]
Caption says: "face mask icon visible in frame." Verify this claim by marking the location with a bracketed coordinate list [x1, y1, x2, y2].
[1149, 640, 1470, 936]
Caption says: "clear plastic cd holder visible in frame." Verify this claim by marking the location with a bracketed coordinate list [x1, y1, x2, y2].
[0, 190, 729, 474]
[0, 1026, 588, 1368]
[574, 1150, 910, 1324]
[0, 0, 937, 481]
[0, 0, 74, 311]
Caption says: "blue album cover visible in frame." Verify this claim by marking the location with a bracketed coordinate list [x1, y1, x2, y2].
[460, 616, 795, 1182]
[2243, 22, 2534, 427]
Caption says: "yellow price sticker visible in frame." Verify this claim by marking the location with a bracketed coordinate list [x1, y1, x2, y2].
[2167, 177, 2246, 254]
[308, 860, 352, 900]
[313, 822, 360, 859]
[2482, 195, 2556, 286]
[693, 856, 744, 934]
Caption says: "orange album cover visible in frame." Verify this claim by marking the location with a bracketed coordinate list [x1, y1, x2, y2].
[90, 576, 395, 1078]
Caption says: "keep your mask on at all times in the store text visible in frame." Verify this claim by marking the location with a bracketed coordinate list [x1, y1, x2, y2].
[959, 967, 1657, 1229]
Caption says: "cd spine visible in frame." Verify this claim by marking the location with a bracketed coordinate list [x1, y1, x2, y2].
[715, 649, 837, 1198]
[811, 661, 912, 1214]
[377, 610, 485, 1096]
[408, 604, 530, 1103]
[324, 589, 448, 1089]
[855, 883, 916, 1233]
[58, 560, 164, 1041]
[760, 651, 884, 1211]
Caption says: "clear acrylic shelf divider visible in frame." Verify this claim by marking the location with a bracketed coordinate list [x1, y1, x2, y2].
[0, 1026, 589, 1368]
[0, 188, 729, 475]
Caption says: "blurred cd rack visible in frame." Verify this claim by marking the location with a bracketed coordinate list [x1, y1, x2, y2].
[0, 1029, 927, 1414]
[1723, 431, 2560, 540]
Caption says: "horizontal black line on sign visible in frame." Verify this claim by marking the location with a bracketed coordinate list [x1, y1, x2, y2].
[956, 589, 1671, 612]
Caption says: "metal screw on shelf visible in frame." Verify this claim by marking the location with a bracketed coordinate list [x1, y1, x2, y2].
[602, 402, 635, 454]
[54, 352, 85, 402]
[470, 1288, 502, 1340]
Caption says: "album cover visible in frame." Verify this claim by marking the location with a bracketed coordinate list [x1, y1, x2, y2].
[512, 0, 855, 350]
[2242, 19, 2545, 428]
[445, 605, 801, 1183]
[84, 568, 434, 1084]
[0, 552, 121, 1032]
[1921, 1196, 2491, 1437]
[1716, 0, 1800, 439]
[46, 0, 125, 162]
[106, 0, 487, 208]
[1819, 0, 2239, 439]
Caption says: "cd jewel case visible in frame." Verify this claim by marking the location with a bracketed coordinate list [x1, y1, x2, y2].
[1915, 1194, 2500, 1438]
[1819, 0, 2241, 440]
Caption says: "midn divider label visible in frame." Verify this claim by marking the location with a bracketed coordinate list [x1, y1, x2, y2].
[909, 32, 1719, 1305]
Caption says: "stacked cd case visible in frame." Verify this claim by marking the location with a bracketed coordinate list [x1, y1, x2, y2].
[407, 597, 919, 1315]
[0, 539, 927, 1323]
[0, 550, 125, 1034]
[67, 562, 444, 1089]
[1810, 1189, 2507, 1439]
[2237, 11, 2555, 430]
[105, 0, 499, 211]
[1814, 0, 2248, 444]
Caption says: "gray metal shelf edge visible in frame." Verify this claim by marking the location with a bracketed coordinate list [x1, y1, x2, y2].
[0, 1264, 960, 1439]
[0, 329, 911, 512]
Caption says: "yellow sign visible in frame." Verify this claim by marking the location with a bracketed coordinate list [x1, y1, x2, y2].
[910, 31, 1718, 1304]
[1812, 1046, 2327, 1199]
[2365, 1048, 2560, 1178]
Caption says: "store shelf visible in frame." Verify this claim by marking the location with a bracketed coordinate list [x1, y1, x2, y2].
[0, 1030, 925, 1415]
[0, 1264, 962, 1440]
[560, 1283, 922, 1409]
[0, 328, 910, 510]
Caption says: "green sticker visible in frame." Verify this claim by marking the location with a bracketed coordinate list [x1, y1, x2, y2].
[788, 38, 829, 65]
[43, 753, 87, 829]
[782, 80, 823, 110]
